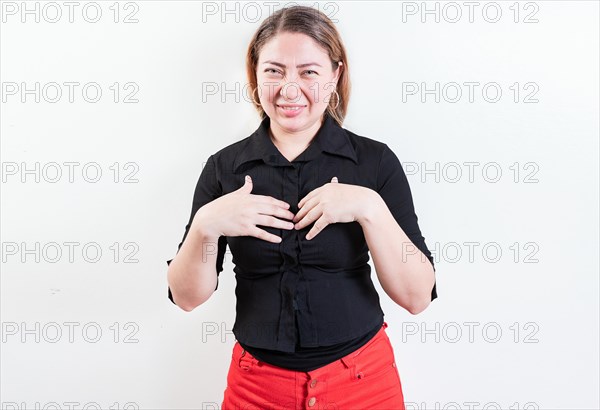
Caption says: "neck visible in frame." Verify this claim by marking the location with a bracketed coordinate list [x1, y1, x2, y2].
[268, 115, 326, 163]
[269, 115, 325, 149]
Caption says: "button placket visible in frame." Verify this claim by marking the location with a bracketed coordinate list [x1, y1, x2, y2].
[276, 164, 302, 350]
[294, 161, 319, 347]
[305, 374, 329, 409]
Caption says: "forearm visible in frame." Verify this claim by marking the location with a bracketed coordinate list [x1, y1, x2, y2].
[359, 190, 435, 314]
[167, 225, 220, 311]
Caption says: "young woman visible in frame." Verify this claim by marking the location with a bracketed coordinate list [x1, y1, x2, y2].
[167, 5, 437, 409]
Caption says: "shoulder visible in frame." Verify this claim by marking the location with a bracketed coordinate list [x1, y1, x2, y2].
[342, 126, 406, 190]
[211, 136, 252, 159]
[342, 126, 394, 164]
[344, 127, 388, 149]
[205, 130, 256, 173]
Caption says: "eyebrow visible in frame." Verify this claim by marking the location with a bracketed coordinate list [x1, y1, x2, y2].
[262, 60, 322, 68]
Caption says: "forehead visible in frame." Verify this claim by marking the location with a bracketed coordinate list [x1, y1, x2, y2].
[258, 32, 329, 63]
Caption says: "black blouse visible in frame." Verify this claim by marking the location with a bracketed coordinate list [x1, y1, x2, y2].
[166, 112, 437, 368]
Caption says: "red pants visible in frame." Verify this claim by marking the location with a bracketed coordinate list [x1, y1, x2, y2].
[221, 321, 405, 410]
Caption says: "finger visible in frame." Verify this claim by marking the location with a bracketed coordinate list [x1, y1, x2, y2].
[238, 175, 253, 193]
[252, 194, 291, 210]
[331, 176, 338, 183]
[298, 188, 320, 209]
[249, 226, 283, 243]
[256, 202, 296, 221]
[305, 215, 329, 241]
[256, 214, 295, 230]
[295, 204, 321, 230]
[293, 196, 316, 224]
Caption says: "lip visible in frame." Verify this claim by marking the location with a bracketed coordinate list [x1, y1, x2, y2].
[277, 104, 306, 117]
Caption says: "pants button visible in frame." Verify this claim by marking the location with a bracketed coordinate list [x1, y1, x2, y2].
[308, 397, 316, 407]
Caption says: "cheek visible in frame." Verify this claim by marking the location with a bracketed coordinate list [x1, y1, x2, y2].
[312, 83, 333, 106]
[256, 78, 278, 103]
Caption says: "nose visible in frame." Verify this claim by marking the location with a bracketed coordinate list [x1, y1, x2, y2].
[279, 81, 303, 103]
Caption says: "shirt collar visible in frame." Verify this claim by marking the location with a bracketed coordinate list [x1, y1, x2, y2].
[233, 112, 358, 172]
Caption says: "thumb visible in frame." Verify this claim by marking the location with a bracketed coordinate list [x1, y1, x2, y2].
[238, 175, 253, 193]
[331, 176, 338, 183]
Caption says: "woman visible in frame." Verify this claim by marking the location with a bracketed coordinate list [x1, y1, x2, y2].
[166, 5, 437, 409]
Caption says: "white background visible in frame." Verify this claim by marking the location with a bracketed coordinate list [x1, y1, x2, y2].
[1, 1, 598, 409]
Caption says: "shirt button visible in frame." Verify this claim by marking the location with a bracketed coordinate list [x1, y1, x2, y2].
[310, 379, 318, 388]
[308, 397, 317, 407]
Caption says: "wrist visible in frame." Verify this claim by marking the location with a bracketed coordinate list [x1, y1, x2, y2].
[192, 207, 221, 241]
[357, 188, 385, 226]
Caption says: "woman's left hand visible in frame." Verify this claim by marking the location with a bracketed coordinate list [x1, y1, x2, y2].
[293, 176, 379, 240]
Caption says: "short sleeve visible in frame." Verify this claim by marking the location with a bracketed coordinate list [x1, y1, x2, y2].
[166, 154, 228, 305]
[376, 144, 437, 301]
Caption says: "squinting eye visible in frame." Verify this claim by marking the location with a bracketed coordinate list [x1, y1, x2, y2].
[264, 68, 317, 76]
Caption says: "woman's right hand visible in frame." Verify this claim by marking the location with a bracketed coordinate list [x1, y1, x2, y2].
[191, 175, 296, 243]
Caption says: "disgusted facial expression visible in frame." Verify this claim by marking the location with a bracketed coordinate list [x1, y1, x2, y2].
[256, 31, 342, 134]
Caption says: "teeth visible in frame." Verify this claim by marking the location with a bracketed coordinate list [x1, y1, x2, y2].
[280, 106, 302, 111]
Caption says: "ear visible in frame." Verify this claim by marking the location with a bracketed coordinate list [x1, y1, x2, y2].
[332, 61, 343, 83]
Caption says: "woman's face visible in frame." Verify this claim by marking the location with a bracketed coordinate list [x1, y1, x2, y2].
[256, 31, 342, 133]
